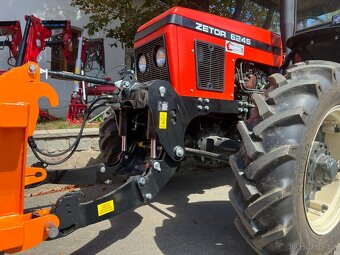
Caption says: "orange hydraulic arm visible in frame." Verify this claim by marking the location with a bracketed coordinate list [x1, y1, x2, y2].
[0, 63, 59, 253]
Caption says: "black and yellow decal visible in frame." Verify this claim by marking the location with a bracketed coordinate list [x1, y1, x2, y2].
[97, 200, 114, 216]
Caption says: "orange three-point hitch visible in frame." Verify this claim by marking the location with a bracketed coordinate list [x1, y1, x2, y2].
[0, 63, 59, 253]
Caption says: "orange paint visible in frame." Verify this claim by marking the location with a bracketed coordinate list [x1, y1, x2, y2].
[0, 63, 59, 253]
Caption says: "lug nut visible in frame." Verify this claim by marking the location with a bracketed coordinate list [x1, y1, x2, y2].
[204, 105, 209, 111]
[153, 161, 161, 172]
[174, 146, 185, 158]
[204, 98, 209, 104]
[139, 177, 146, 186]
[197, 105, 203, 111]
[197, 98, 203, 103]
[145, 193, 152, 200]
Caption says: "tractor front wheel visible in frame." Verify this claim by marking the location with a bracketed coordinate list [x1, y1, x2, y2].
[99, 108, 121, 164]
[230, 61, 340, 254]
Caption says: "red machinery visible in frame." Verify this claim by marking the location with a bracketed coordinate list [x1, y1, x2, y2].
[0, 20, 22, 74]
[0, 15, 73, 120]
[66, 37, 117, 123]
[16, 15, 72, 66]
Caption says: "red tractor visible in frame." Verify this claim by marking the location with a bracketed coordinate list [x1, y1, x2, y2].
[0, 0, 339, 254]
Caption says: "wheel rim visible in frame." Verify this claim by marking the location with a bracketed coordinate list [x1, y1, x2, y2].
[304, 105, 340, 235]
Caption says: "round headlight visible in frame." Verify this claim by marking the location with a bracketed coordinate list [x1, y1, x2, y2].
[155, 47, 166, 68]
[138, 54, 147, 74]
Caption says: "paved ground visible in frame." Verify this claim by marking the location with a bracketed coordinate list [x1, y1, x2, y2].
[18, 166, 339, 255]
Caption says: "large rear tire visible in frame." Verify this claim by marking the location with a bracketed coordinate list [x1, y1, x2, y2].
[229, 61, 340, 254]
[99, 108, 121, 164]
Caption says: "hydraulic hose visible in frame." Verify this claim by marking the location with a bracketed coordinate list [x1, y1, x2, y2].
[28, 96, 114, 166]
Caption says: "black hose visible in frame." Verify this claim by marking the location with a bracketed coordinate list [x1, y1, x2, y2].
[29, 96, 111, 156]
[29, 97, 113, 165]
[30, 103, 109, 166]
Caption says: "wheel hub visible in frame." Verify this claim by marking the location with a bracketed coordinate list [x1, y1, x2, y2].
[307, 143, 339, 196]
[304, 106, 340, 235]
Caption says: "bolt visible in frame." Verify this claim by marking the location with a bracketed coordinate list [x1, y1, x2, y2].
[104, 179, 112, 185]
[145, 193, 152, 200]
[321, 204, 329, 212]
[153, 161, 161, 172]
[124, 154, 129, 160]
[100, 166, 106, 173]
[159, 86, 166, 97]
[238, 101, 244, 106]
[238, 108, 244, 113]
[197, 105, 203, 111]
[174, 146, 185, 158]
[190, 89, 194, 93]
[204, 98, 210, 104]
[204, 105, 209, 111]
[122, 81, 131, 89]
[138, 177, 146, 186]
[197, 98, 203, 103]
[28, 64, 36, 74]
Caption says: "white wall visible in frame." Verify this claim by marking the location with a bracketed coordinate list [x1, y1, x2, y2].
[0, 0, 125, 118]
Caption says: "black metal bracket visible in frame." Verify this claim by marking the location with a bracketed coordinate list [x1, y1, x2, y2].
[45, 152, 145, 186]
[52, 151, 178, 236]
[127, 80, 239, 162]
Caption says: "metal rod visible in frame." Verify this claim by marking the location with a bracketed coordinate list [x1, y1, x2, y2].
[81, 70, 87, 102]
[74, 37, 83, 93]
[15, 16, 31, 66]
[185, 147, 229, 163]
[47, 70, 116, 87]
[150, 139, 157, 159]
[121, 136, 127, 152]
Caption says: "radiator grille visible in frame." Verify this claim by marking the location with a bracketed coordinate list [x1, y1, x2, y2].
[134, 35, 169, 83]
[195, 41, 225, 92]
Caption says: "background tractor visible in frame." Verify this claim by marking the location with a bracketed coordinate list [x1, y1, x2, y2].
[0, 0, 339, 254]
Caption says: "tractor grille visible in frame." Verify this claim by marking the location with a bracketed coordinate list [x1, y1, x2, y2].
[195, 41, 225, 92]
[135, 35, 169, 83]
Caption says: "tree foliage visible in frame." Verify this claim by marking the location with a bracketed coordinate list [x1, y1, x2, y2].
[71, 0, 279, 48]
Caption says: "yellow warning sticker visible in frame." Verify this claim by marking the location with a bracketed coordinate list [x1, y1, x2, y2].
[159, 112, 167, 129]
[97, 200, 114, 217]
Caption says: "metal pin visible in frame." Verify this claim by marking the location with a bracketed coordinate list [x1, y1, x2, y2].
[121, 136, 127, 152]
[150, 139, 157, 159]
[45, 222, 59, 239]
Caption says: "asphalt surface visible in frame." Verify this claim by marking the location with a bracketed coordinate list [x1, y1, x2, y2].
[18, 165, 339, 255]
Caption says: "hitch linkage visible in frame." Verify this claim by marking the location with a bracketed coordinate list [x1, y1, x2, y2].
[48, 152, 177, 236]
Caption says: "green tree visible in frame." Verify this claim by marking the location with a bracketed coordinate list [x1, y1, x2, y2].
[71, 0, 277, 48]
